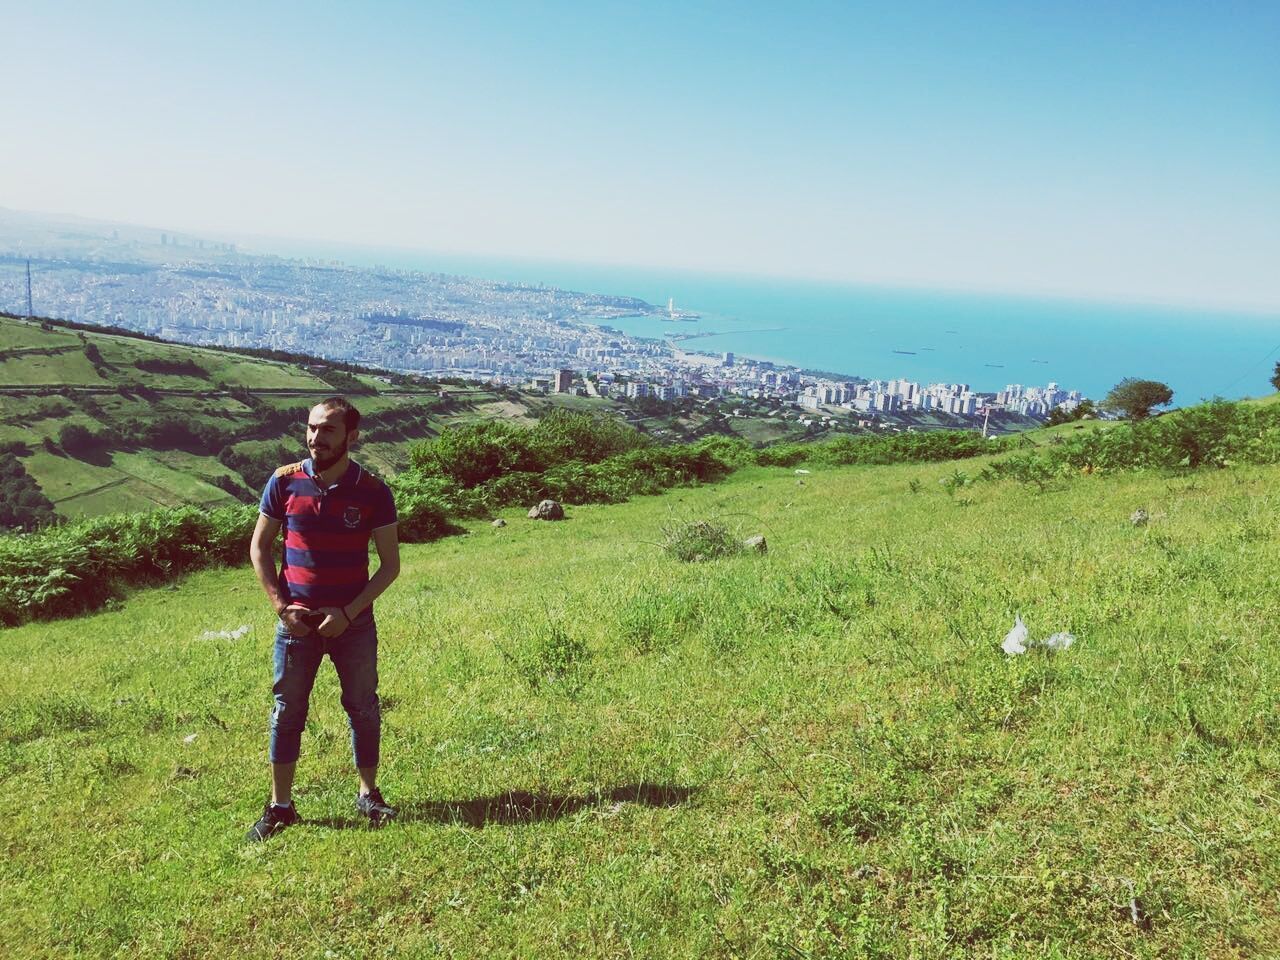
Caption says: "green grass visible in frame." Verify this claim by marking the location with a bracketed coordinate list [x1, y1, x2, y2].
[23, 450, 121, 502]
[3, 456, 1278, 957]
[0, 322, 79, 350]
[0, 348, 107, 385]
[109, 452, 240, 508]
[21, 450, 239, 518]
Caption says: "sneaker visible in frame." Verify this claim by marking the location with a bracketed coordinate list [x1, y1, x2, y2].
[246, 801, 301, 842]
[356, 788, 397, 825]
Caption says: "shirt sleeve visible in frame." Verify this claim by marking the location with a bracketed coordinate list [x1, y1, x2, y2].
[259, 474, 285, 520]
[371, 481, 398, 529]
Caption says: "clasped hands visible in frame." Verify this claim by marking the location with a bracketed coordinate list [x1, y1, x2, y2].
[279, 603, 351, 638]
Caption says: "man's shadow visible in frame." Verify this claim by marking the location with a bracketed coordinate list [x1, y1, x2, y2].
[309, 783, 696, 830]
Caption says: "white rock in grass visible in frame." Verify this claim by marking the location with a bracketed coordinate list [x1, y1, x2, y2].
[1001, 615, 1029, 656]
[1043, 631, 1076, 651]
[183, 733, 198, 745]
[198, 624, 251, 641]
[795, 469, 811, 475]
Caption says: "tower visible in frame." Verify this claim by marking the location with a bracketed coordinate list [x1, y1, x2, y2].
[25, 259, 33, 318]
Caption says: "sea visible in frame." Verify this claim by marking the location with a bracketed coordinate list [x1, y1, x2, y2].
[260, 240, 1280, 404]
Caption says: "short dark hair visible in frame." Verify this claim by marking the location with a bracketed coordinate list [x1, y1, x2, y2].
[318, 396, 360, 432]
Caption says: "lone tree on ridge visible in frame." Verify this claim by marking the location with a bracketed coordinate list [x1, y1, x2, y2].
[1269, 361, 1280, 392]
[1103, 378, 1174, 420]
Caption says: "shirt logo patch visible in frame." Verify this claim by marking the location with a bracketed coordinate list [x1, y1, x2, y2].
[343, 506, 362, 529]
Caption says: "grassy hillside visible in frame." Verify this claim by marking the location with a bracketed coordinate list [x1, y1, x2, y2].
[3, 453, 1277, 957]
[0, 315, 620, 520]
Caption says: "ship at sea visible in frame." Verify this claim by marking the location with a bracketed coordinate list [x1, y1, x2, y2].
[892, 349, 917, 355]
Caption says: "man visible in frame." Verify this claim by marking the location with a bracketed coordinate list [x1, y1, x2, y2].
[246, 396, 401, 841]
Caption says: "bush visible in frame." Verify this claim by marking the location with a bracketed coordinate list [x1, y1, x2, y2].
[757, 431, 1003, 470]
[661, 519, 742, 563]
[0, 454, 56, 531]
[982, 399, 1280, 483]
[58, 423, 104, 454]
[409, 419, 538, 488]
[400, 415, 742, 517]
[530, 408, 650, 464]
[395, 490, 458, 543]
[134, 357, 208, 378]
[407, 410, 652, 490]
[0, 504, 257, 625]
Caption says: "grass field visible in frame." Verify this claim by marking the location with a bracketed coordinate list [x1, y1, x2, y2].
[0, 348, 108, 385]
[0, 323, 80, 351]
[21, 449, 240, 518]
[3, 454, 1277, 957]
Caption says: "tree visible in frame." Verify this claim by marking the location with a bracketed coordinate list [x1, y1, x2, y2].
[1270, 361, 1280, 392]
[1103, 378, 1173, 420]
[58, 423, 102, 453]
[1045, 398, 1097, 426]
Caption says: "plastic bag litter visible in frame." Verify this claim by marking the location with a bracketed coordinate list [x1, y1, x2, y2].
[1002, 617, 1076, 655]
[1042, 631, 1075, 651]
[199, 625, 251, 641]
[1001, 615, 1029, 655]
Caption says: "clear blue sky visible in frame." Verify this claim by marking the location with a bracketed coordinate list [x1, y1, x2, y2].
[5, 1, 1278, 309]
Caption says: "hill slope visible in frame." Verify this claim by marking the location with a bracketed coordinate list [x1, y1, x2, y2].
[0, 314, 612, 521]
[2, 454, 1277, 957]
[1, 313, 1043, 525]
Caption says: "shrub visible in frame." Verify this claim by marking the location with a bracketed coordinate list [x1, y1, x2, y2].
[530, 408, 650, 464]
[398, 420, 744, 519]
[396, 491, 459, 543]
[133, 357, 208, 378]
[981, 399, 1280, 483]
[756, 444, 809, 467]
[58, 423, 104, 454]
[409, 419, 537, 487]
[0, 504, 257, 625]
[661, 519, 742, 563]
[386, 471, 489, 520]
[0, 454, 56, 531]
[502, 616, 591, 694]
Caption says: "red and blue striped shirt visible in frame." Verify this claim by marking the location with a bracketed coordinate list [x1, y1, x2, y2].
[259, 459, 397, 623]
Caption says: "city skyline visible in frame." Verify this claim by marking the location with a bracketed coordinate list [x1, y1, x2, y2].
[3, 2, 1277, 313]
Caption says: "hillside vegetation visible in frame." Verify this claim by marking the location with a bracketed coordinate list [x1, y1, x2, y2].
[0, 314, 621, 523]
[3, 432, 1278, 957]
[0, 314, 1046, 526]
[0, 415, 1005, 626]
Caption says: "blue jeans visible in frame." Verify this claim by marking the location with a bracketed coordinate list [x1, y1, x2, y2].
[269, 621, 381, 768]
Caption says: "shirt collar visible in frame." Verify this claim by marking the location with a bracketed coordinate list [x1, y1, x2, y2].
[303, 458, 361, 488]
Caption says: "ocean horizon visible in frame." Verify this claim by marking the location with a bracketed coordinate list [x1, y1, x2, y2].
[254, 238, 1280, 404]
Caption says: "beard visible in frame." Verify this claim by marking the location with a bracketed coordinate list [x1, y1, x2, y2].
[310, 436, 349, 470]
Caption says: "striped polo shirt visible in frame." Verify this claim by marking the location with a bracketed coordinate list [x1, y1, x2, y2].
[259, 458, 397, 623]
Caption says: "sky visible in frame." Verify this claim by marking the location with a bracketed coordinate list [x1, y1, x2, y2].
[4, 0, 1279, 310]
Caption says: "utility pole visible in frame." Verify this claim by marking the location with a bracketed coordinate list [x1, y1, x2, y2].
[25, 258, 35, 319]
[981, 405, 991, 438]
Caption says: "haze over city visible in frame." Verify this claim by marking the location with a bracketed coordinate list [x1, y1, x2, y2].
[4, 1, 1278, 312]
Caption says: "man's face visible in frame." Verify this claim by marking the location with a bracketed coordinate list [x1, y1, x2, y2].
[307, 405, 355, 470]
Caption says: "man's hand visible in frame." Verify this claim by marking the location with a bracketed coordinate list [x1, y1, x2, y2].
[316, 607, 350, 638]
[280, 604, 314, 637]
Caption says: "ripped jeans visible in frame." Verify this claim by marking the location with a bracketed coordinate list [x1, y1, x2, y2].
[268, 621, 381, 768]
